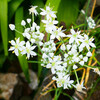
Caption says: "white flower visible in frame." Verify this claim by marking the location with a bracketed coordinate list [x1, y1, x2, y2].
[31, 31, 44, 45]
[74, 82, 86, 92]
[53, 75, 74, 89]
[21, 41, 37, 59]
[50, 27, 66, 40]
[27, 18, 31, 23]
[60, 44, 66, 51]
[73, 64, 78, 69]
[31, 22, 37, 31]
[86, 16, 96, 29]
[46, 55, 62, 74]
[29, 6, 38, 15]
[79, 61, 84, 66]
[22, 32, 31, 40]
[42, 53, 48, 59]
[21, 20, 26, 26]
[9, 24, 15, 31]
[67, 28, 83, 45]
[40, 6, 56, 20]
[42, 19, 58, 33]
[83, 56, 88, 62]
[81, 10, 85, 14]
[67, 44, 71, 50]
[79, 35, 96, 51]
[9, 38, 25, 56]
[42, 40, 56, 53]
[92, 68, 100, 75]
[86, 51, 92, 57]
[79, 55, 83, 59]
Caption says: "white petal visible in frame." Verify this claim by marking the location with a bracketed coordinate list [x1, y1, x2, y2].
[21, 20, 26, 26]
[26, 41, 31, 48]
[9, 24, 15, 30]
[83, 57, 88, 62]
[31, 46, 36, 50]
[16, 38, 20, 44]
[79, 61, 84, 66]
[30, 51, 37, 56]
[11, 40, 15, 45]
[67, 45, 71, 50]
[27, 18, 31, 23]
[90, 43, 96, 48]
[86, 51, 92, 57]
[73, 64, 78, 69]
[9, 47, 15, 51]
[69, 37, 74, 44]
[70, 29, 76, 34]
[60, 44, 66, 50]
[27, 53, 30, 59]
[20, 41, 25, 46]
[15, 49, 19, 56]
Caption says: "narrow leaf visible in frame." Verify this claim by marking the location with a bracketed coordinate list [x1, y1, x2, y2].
[15, 7, 30, 82]
[57, 0, 79, 27]
[8, 0, 24, 22]
[0, 0, 8, 56]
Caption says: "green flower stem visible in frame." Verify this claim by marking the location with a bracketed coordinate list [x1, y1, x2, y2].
[37, 44, 43, 54]
[32, 13, 34, 22]
[54, 88, 62, 100]
[84, 64, 99, 69]
[15, 29, 23, 34]
[28, 61, 43, 64]
[47, 33, 50, 41]
[84, 0, 91, 31]
[74, 69, 79, 84]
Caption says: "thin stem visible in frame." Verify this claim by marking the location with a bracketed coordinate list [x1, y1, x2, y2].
[32, 13, 34, 22]
[74, 69, 79, 84]
[37, 44, 43, 54]
[84, 0, 91, 31]
[28, 61, 43, 64]
[15, 29, 22, 34]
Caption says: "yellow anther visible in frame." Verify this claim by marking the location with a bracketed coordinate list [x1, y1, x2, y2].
[78, 28, 79, 30]
[9, 41, 11, 43]
[56, 26, 58, 29]
[51, 57, 54, 59]
[61, 26, 63, 28]
[87, 33, 89, 35]
[12, 51, 14, 53]
[15, 38, 17, 40]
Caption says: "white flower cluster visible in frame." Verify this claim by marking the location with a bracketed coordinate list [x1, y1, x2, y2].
[9, 5, 96, 91]
[81, 9, 96, 29]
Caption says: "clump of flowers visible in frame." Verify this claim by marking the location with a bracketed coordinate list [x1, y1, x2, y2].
[9, 5, 97, 92]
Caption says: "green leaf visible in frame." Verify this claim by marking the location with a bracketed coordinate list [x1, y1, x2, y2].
[45, 0, 61, 11]
[57, 0, 79, 27]
[8, 0, 24, 22]
[8, 0, 11, 2]
[0, 54, 6, 68]
[0, 0, 8, 56]
[15, 7, 30, 82]
[31, 0, 44, 12]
